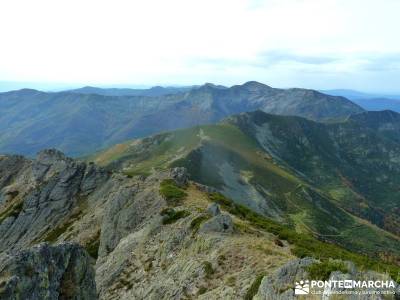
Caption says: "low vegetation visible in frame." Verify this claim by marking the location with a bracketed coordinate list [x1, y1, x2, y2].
[159, 179, 187, 206]
[160, 208, 190, 225]
[244, 274, 265, 300]
[84, 231, 101, 259]
[43, 209, 83, 243]
[0, 201, 24, 224]
[202, 261, 214, 279]
[208, 192, 400, 282]
[307, 260, 348, 281]
[190, 214, 211, 235]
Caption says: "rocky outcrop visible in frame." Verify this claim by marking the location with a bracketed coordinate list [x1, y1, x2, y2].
[199, 213, 233, 234]
[254, 257, 316, 300]
[0, 149, 109, 252]
[322, 265, 399, 300]
[206, 203, 220, 216]
[255, 258, 400, 300]
[98, 173, 165, 258]
[0, 242, 96, 300]
[1, 150, 398, 300]
[169, 167, 189, 187]
[0, 155, 30, 192]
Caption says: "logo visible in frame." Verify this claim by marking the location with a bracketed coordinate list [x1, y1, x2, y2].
[293, 279, 396, 296]
[295, 280, 310, 295]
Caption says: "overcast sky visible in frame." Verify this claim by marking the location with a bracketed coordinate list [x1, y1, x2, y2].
[0, 0, 399, 92]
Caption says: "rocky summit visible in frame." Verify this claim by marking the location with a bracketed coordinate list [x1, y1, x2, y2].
[0, 147, 399, 299]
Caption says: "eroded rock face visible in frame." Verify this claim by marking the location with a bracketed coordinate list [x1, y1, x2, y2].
[98, 173, 166, 258]
[0, 242, 96, 300]
[1, 150, 397, 300]
[0, 149, 109, 252]
[0, 155, 30, 191]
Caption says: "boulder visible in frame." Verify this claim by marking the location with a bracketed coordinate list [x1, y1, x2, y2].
[0, 242, 97, 300]
[169, 167, 188, 187]
[206, 203, 221, 216]
[199, 213, 233, 233]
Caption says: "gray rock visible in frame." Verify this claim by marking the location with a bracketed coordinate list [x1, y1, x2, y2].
[169, 167, 188, 187]
[199, 213, 233, 233]
[0, 242, 96, 300]
[32, 149, 73, 182]
[0, 150, 110, 252]
[193, 183, 218, 194]
[0, 155, 30, 191]
[206, 203, 221, 216]
[254, 257, 316, 300]
[98, 172, 166, 258]
[322, 268, 399, 300]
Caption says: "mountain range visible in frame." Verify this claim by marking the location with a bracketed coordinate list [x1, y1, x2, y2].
[1, 81, 400, 299]
[68, 85, 192, 97]
[323, 89, 400, 113]
[0, 82, 363, 157]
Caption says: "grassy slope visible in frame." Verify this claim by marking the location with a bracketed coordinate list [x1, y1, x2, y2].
[231, 111, 400, 236]
[92, 122, 400, 259]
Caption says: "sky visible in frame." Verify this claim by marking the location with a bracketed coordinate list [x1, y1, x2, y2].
[0, 0, 399, 93]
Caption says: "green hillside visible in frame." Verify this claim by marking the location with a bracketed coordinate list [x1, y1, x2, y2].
[92, 110, 400, 260]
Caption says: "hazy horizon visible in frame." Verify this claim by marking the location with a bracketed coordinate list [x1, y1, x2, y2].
[1, 0, 399, 93]
[1, 80, 400, 96]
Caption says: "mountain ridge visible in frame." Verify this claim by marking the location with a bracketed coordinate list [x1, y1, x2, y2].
[92, 109, 400, 259]
[1, 148, 399, 299]
[0, 81, 363, 157]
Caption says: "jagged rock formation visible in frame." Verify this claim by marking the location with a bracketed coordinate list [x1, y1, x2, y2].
[0, 242, 96, 300]
[0, 149, 109, 252]
[0, 150, 294, 299]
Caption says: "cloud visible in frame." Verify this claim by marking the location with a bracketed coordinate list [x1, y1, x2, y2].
[356, 53, 400, 72]
[256, 51, 339, 66]
[0, 0, 399, 92]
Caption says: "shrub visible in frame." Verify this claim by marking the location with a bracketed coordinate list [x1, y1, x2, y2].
[190, 214, 211, 235]
[198, 286, 207, 295]
[43, 224, 71, 243]
[202, 261, 214, 279]
[159, 179, 187, 206]
[244, 274, 265, 300]
[218, 254, 226, 265]
[160, 208, 190, 225]
[274, 238, 284, 247]
[206, 192, 400, 283]
[307, 260, 348, 281]
[208, 192, 232, 207]
[0, 201, 24, 224]
[85, 231, 101, 259]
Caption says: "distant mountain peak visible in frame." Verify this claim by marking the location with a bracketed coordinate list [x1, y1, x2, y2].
[4, 88, 44, 96]
[242, 81, 272, 89]
[197, 83, 227, 90]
